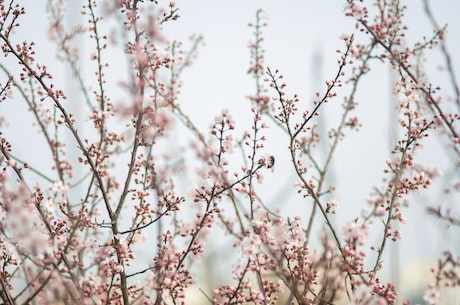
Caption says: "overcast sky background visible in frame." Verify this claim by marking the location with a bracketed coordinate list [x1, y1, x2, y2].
[2, 0, 460, 303]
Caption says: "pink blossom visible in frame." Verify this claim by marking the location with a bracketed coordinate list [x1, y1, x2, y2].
[423, 283, 441, 305]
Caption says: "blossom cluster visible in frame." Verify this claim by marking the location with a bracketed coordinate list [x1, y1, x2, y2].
[0, 0, 458, 305]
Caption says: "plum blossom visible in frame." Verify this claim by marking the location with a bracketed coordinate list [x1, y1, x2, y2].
[348, 284, 387, 305]
[240, 232, 262, 261]
[340, 32, 354, 46]
[343, 220, 371, 246]
[423, 283, 441, 305]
